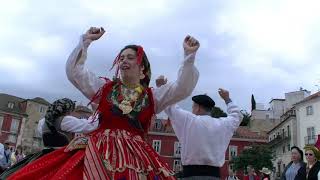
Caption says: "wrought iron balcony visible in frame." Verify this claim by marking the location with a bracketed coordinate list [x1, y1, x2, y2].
[305, 135, 317, 145]
[269, 131, 291, 147]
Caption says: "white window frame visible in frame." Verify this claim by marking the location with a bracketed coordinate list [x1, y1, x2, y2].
[8, 134, 17, 143]
[306, 106, 313, 115]
[155, 121, 162, 130]
[174, 142, 181, 156]
[152, 140, 161, 154]
[39, 106, 45, 113]
[7, 102, 14, 109]
[307, 127, 316, 144]
[10, 118, 19, 133]
[229, 145, 238, 160]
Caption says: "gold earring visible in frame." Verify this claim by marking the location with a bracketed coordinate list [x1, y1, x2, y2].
[140, 71, 145, 79]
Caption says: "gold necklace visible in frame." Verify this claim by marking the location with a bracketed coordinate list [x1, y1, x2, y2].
[118, 85, 143, 114]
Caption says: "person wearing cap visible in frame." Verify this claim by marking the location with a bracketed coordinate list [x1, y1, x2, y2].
[304, 135, 320, 180]
[156, 76, 242, 179]
[259, 167, 271, 180]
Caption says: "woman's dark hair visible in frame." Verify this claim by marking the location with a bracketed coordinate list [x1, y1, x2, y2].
[119, 45, 151, 87]
[291, 146, 304, 161]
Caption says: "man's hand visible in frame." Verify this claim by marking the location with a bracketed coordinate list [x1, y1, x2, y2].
[183, 35, 200, 55]
[218, 88, 230, 102]
[84, 27, 106, 42]
[155, 75, 167, 87]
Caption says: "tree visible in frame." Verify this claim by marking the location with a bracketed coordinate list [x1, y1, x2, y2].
[211, 107, 227, 118]
[251, 94, 256, 111]
[230, 144, 274, 173]
[240, 110, 251, 126]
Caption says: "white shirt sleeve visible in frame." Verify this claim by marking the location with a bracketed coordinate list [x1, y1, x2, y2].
[60, 115, 99, 134]
[216, 102, 242, 131]
[164, 104, 196, 141]
[66, 35, 106, 102]
[318, 170, 320, 179]
[37, 118, 45, 137]
[152, 53, 199, 113]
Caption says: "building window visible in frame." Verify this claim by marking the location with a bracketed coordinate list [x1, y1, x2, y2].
[282, 146, 286, 153]
[307, 127, 316, 144]
[266, 114, 270, 120]
[287, 144, 291, 151]
[8, 135, 17, 143]
[39, 106, 45, 113]
[10, 119, 20, 133]
[269, 137, 272, 142]
[7, 102, 14, 109]
[0, 116, 3, 131]
[306, 106, 313, 115]
[173, 160, 181, 172]
[152, 140, 161, 154]
[155, 121, 162, 130]
[229, 146, 238, 160]
[174, 142, 181, 157]
[287, 125, 290, 137]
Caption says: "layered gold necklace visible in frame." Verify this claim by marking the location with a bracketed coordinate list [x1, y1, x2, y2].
[118, 83, 144, 114]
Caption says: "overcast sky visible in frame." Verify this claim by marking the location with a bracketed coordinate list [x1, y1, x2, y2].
[1, 0, 320, 115]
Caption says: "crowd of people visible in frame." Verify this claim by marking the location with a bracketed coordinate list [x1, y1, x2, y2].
[226, 140, 320, 180]
[0, 143, 25, 174]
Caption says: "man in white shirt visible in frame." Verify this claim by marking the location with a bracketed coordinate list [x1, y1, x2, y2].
[156, 76, 242, 180]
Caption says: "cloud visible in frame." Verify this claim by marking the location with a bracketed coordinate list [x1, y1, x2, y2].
[1, 0, 320, 113]
[0, 56, 43, 85]
[27, 35, 67, 57]
[214, 0, 320, 72]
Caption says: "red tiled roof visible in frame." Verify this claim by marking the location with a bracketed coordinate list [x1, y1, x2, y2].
[295, 91, 320, 106]
[234, 127, 268, 140]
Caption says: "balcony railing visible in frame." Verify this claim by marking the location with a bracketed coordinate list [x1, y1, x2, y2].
[269, 131, 291, 146]
[280, 109, 296, 122]
[305, 135, 318, 145]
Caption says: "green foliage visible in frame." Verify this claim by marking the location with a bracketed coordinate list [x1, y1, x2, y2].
[240, 110, 251, 126]
[230, 144, 274, 173]
[211, 106, 227, 118]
